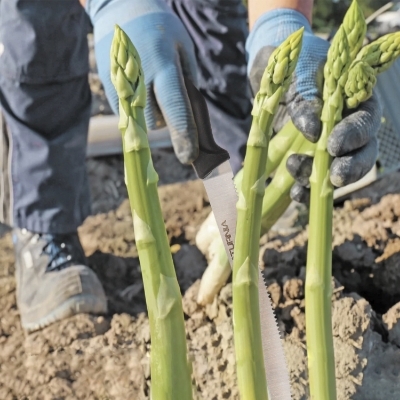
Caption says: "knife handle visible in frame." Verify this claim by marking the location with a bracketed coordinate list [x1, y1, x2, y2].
[184, 77, 230, 179]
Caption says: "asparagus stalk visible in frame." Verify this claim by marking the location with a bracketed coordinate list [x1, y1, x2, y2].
[110, 26, 192, 400]
[234, 120, 299, 190]
[196, 121, 297, 261]
[197, 120, 299, 305]
[305, 6, 400, 399]
[232, 29, 303, 400]
[266, 120, 300, 174]
[305, 27, 352, 400]
[197, 125, 313, 306]
[260, 137, 315, 233]
[305, 2, 366, 398]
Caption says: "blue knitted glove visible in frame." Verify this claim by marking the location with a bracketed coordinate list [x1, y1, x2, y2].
[86, 0, 199, 164]
[246, 9, 381, 202]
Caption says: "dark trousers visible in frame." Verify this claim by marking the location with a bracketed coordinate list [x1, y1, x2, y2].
[0, 0, 92, 233]
[0, 0, 250, 234]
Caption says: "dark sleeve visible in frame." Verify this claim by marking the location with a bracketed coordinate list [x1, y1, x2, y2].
[165, 0, 252, 120]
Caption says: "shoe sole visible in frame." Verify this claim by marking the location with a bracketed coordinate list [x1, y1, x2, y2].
[23, 294, 108, 333]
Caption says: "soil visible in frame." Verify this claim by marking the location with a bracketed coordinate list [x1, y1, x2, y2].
[1, 159, 400, 399]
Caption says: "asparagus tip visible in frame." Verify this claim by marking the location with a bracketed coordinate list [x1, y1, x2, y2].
[110, 26, 146, 107]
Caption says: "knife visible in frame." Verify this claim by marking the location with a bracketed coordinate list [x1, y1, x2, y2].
[184, 77, 292, 399]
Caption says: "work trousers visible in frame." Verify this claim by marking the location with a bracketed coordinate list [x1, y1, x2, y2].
[0, 0, 250, 234]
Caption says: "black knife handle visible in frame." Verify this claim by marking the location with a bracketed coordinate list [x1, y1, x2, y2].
[184, 77, 230, 179]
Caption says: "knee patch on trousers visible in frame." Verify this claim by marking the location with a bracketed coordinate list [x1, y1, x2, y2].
[0, 0, 90, 83]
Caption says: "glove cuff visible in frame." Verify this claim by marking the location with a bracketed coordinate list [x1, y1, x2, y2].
[86, 0, 171, 42]
[246, 9, 312, 73]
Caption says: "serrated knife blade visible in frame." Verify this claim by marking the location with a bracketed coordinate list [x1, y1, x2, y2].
[184, 77, 292, 399]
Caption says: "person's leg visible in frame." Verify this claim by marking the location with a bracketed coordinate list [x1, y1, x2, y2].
[0, 0, 107, 332]
[0, 0, 92, 232]
[0, 78, 92, 233]
[165, 0, 252, 173]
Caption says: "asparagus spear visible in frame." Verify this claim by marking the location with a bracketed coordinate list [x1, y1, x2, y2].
[305, 23, 354, 400]
[355, 31, 400, 74]
[345, 31, 400, 111]
[111, 26, 193, 400]
[197, 121, 300, 306]
[344, 60, 376, 108]
[260, 137, 315, 233]
[305, 6, 400, 400]
[232, 28, 303, 400]
[234, 120, 299, 190]
[304, 2, 379, 398]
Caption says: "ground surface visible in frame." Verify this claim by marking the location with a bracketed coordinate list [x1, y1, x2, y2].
[1, 154, 400, 399]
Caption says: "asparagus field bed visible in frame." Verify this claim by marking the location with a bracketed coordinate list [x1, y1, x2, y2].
[0, 160, 400, 399]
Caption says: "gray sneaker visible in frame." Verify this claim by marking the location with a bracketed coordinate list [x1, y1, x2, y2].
[13, 228, 108, 332]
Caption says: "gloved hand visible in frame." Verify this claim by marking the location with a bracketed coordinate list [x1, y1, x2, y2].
[246, 9, 381, 203]
[86, 0, 199, 164]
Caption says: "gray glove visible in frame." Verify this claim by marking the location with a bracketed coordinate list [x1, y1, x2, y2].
[247, 9, 381, 203]
[286, 95, 381, 203]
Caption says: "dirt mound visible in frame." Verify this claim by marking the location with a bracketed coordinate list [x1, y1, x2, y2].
[1, 166, 400, 399]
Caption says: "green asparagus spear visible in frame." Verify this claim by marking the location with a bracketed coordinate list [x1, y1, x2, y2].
[356, 31, 400, 74]
[345, 60, 376, 108]
[261, 137, 315, 232]
[234, 120, 299, 191]
[232, 28, 303, 400]
[305, 2, 366, 399]
[111, 25, 192, 400]
[197, 119, 302, 307]
[345, 31, 400, 111]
